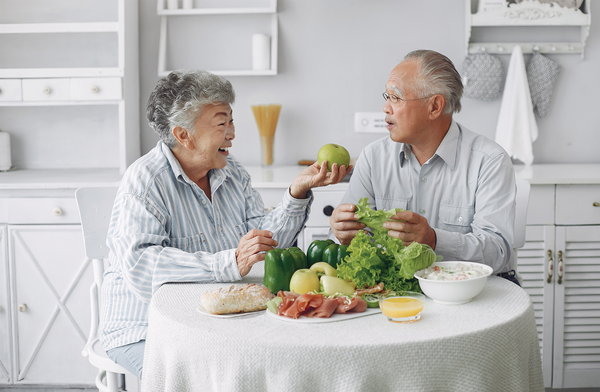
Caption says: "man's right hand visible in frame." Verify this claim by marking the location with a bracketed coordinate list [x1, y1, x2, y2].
[330, 203, 366, 245]
[235, 229, 278, 276]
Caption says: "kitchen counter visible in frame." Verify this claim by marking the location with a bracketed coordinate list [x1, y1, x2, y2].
[514, 164, 600, 184]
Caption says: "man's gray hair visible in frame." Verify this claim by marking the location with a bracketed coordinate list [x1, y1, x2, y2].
[146, 70, 236, 147]
[404, 50, 463, 114]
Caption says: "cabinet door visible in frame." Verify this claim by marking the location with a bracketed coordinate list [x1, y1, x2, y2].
[517, 225, 556, 388]
[8, 225, 96, 384]
[552, 225, 600, 389]
[0, 226, 12, 385]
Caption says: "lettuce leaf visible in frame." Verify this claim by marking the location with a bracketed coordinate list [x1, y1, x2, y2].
[354, 197, 404, 236]
[335, 230, 386, 289]
[396, 242, 437, 280]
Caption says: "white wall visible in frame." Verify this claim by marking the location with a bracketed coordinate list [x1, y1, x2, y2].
[138, 0, 599, 166]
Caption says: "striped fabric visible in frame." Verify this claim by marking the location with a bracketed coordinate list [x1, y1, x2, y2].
[100, 141, 312, 351]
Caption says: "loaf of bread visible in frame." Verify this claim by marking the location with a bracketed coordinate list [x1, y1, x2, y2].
[200, 284, 275, 315]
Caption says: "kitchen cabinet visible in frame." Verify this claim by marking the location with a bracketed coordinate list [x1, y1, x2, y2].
[0, 0, 140, 174]
[0, 171, 121, 388]
[156, 0, 278, 77]
[516, 167, 600, 389]
[465, 0, 591, 57]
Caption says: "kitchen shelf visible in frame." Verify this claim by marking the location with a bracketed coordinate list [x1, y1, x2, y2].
[0, 0, 139, 174]
[466, 0, 591, 58]
[156, 0, 278, 77]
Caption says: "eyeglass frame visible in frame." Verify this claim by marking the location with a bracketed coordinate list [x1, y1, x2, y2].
[382, 92, 435, 104]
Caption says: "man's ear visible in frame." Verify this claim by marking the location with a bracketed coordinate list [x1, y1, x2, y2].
[428, 95, 446, 120]
[172, 126, 192, 149]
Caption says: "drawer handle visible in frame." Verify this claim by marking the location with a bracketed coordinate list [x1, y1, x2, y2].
[42, 87, 51, 94]
[593, 202, 599, 207]
[323, 205, 334, 217]
[91, 85, 100, 93]
[557, 250, 564, 285]
[53, 207, 63, 216]
[546, 249, 553, 283]
[18, 304, 27, 312]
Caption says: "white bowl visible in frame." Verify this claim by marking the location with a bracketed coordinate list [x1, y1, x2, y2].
[414, 261, 493, 305]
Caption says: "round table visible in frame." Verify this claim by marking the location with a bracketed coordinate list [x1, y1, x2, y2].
[142, 262, 544, 392]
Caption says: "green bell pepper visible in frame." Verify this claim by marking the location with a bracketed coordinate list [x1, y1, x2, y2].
[287, 247, 308, 270]
[322, 243, 349, 268]
[307, 239, 335, 267]
[263, 248, 297, 294]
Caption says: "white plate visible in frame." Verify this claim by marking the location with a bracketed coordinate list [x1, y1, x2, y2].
[265, 307, 382, 323]
[196, 305, 263, 318]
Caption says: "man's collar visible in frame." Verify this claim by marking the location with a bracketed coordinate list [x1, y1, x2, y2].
[398, 120, 460, 170]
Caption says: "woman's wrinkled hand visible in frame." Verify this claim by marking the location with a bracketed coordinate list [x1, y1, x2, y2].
[289, 161, 352, 199]
[235, 229, 278, 276]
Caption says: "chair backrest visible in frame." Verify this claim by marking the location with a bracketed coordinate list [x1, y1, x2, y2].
[514, 178, 531, 249]
[76, 187, 119, 260]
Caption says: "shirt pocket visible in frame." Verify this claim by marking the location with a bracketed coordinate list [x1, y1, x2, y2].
[374, 197, 409, 212]
[438, 204, 474, 234]
[233, 221, 248, 239]
[170, 233, 208, 253]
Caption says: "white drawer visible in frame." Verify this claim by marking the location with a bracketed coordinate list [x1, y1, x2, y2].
[305, 190, 346, 227]
[6, 198, 80, 224]
[527, 185, 555, 225]
[0, 79, 22, 101]
[71, 77, 122, 101]
[556, 185, 600, 225]
[22, 78, 70, 101]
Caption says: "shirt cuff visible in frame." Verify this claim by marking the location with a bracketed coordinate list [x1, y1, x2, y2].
[433, 228, 461, 260]
[211, 248, 242, 282]
[281, 188, 313, 215]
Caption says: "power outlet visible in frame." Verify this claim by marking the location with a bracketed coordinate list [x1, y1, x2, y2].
[354, 112, 387, 133]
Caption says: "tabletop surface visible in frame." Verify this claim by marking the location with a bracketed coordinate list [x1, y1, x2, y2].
[142, 263, 544, 392]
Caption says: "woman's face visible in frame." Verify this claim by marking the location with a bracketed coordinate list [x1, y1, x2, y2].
[186, 102, 235, 171]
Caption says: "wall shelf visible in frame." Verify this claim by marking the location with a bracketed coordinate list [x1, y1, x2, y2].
[156, 0, 278, 77]
[466, 0, 591, 58]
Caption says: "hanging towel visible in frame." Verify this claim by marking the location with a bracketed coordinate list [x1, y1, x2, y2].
[495, 45, 539, 166]
[526, 52, 561, 118]
[463, 52, 504, 101]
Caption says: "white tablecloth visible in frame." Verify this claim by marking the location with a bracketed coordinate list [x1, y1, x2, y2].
[142, 262, 544, 392]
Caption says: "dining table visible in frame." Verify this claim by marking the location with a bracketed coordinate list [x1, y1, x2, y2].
[141, 261, 544, 392]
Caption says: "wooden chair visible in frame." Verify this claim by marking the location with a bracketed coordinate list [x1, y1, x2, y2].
[75, 187, 137, 392]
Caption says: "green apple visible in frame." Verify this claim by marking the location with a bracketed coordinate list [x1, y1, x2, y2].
[289, 269, 320, 294]
[317, 144, 351, 172]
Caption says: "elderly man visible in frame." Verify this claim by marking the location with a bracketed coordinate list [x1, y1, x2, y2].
[330, 49, 518, 284]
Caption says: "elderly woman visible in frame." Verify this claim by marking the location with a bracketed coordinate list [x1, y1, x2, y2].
[101, 70, 349, 378]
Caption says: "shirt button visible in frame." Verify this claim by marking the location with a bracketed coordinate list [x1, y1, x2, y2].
[218, 227, 222, 232]
[458, 216, 463, 222]
[303, 206, 306, 210]
[202, 200, 207, 205]
[419, 209, 425, 214]
[421, 177, 427, 183]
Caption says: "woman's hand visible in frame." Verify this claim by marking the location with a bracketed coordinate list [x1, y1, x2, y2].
[289, 161, 352, 199]
[330, 203, 366, 245]
[235, 229, 278, 276]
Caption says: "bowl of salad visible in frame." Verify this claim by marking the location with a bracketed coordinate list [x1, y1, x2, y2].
[414, 261, 493, 305]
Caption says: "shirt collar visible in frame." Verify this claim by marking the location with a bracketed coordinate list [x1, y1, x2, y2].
[398, 120, 460, 170]
[159, 141, 232, 188]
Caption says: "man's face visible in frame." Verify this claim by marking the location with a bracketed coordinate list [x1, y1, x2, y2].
[383, 60, 432, 145]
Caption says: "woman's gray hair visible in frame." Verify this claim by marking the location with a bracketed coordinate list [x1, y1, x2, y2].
[404, 50, 463, 114]
[146, 70, 236, 147]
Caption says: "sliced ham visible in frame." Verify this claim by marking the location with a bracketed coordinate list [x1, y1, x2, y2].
[304, 297, 340, 318]
[335, 296, 368, 314]
[278, 292, 323, 319]
[277, 291, 300, 316]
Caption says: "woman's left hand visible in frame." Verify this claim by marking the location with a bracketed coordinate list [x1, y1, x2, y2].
[289, 161, 352, 199]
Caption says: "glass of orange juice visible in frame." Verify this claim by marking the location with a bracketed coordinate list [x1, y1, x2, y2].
[379, 292, 425, 323]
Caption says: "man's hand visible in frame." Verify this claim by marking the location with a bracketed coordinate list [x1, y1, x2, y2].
[235, 229, 278, 276]
[330, 203, 366, 245]
[383, 211, 437, 249]
[289, 161, 352, 199]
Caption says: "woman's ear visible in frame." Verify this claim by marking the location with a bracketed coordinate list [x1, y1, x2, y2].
[428, 95, 446, 120]
[172, 126, 192, 149]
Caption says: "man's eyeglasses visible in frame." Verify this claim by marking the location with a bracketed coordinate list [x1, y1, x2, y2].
[382, 92, 435, 104]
